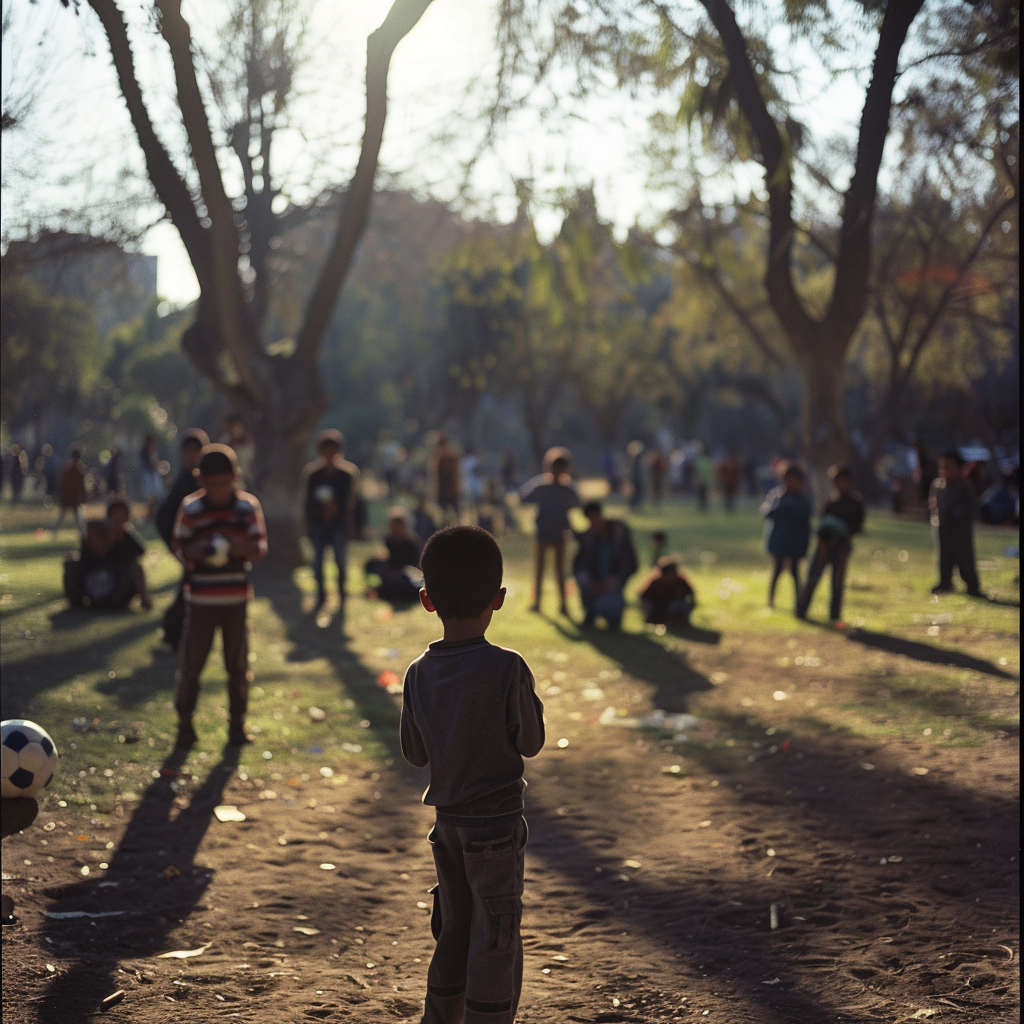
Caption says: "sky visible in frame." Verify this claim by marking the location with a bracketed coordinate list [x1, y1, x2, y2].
[1, 0, 871, 306]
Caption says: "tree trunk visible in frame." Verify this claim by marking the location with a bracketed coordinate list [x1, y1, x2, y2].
[799, 349, 848, 506]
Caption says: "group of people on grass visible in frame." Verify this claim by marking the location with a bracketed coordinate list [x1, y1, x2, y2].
[761, 450, 983, 626]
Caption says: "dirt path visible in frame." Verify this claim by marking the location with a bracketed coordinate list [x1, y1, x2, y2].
[2, 622, 1020, 1023]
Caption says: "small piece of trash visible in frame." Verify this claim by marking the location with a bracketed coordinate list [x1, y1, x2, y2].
[319, 863, 336, 871]
[156, 943, 211, 959]
[556, 738, 569, 749]
[308, 707, 327, 722]
[911, 767, 929, 776]
[623, 859, 642, 869]
[909, 1011, 938, 1020]
[762, 977, 781, 985]
[259, 790, 278, 800]
[319, 767, 334, 778]
[214, 805, 246, 823]
[292, 926, 321, 936]
[341, 743, 362, 754]
[100, 989, 126, 1011]
[46, 911, 126, 920]
[661, 765, 682, 775]
[773, 691, 787, 702]
[581, 687, 604, 700]
[860, 762, 875, 771]
[416, 901, 429, 910]
[698, 820, 712, 828]
[769, 904, 779, 930]
[46, 964, 56, 972]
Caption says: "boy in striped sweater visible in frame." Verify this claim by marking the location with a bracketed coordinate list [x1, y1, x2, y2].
[172, 445, 268, 748]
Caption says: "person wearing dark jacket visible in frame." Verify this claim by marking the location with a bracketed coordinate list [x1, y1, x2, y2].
[573, 501, 639, 629]
[929, 451, 981, 596]
[156, 429, 209, 648]
[797, 465, 866, 624]
[303, 429, 359, 609]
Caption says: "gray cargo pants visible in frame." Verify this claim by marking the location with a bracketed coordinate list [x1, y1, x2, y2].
[422, 815, 528, 1024]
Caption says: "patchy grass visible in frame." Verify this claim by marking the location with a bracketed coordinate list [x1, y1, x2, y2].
[0, 494, 1018, 822]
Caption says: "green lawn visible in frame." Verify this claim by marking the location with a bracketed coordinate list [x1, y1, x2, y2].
[1, 495, 1018, 820]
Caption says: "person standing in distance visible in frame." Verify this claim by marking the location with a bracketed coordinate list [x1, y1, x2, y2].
[172, 445, 267, 748]
[303, 430, 359, 611]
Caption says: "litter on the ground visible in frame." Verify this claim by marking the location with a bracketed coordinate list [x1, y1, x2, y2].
[599, 707, 698, 731]
[45, 911, 126, 920]
[156, 943, 211, 959]
[214, 805, 246, 822]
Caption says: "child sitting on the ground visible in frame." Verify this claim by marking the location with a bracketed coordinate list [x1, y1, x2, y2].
[638, 556, 696, 626]
[364, 508, 423, 604]
[63, 500, 151, 609]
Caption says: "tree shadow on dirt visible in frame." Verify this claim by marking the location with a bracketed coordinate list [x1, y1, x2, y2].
[549, 617, 715, 713]
[35, 746, 240, 1023]
[810, 623, 1017, 680]
[259, 573, 409, 769]
[525, 710, 1019, 1023]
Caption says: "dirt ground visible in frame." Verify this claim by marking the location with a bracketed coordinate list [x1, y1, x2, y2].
[2, 615, 1019, 1023]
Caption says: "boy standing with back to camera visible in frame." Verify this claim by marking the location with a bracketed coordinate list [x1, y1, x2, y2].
[401, 525, 545, 1024]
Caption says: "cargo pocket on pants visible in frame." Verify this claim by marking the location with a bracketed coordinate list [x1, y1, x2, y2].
[427, 883, 442, 939]
[484, 897, 520, 954]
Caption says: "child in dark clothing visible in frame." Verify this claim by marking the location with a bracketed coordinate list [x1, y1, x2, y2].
[363, 508, 423, 604]
[797, 465, 865, 624]
[638, 556, 696, 626]
[519, 447, 579, 615]
[401, 526, 545, 1024]
[761, 463, 812, 609]
[929, 450, 981, 596]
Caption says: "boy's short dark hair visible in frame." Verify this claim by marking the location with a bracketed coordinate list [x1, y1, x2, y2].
[106, 497, 130, 516]
[583, 500, 603, 517]
[656, 555, 678, 572]
[198, 444, 237, 477]
[318, 428, 344, 450]
[420, 525, 502, 620]
[940, 450, 964, 466]
[828, 464, 852, 482]
[181, 428, 210, 450]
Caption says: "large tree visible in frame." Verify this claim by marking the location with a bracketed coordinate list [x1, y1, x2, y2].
[495, 0, 1019, 483]
[83, 0, 432, 556]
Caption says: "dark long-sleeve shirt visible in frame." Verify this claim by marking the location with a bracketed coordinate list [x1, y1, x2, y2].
[156, 468, 199, 550]
[400, 637, 545, 818]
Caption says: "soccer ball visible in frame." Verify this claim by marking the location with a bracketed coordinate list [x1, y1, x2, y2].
[1, 720, 59, 799]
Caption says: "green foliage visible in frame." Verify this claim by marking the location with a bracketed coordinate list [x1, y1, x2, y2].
[0, 275, 103, 427]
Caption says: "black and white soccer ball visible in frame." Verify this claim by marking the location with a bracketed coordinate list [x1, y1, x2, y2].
[1, 720, 59, 799]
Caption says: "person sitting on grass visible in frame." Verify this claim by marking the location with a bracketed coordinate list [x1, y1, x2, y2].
[639, 556, 696, 627]
[400, 525, 545, 1024]
[929, 450, 982, 596]
[573, 501, 638, 629]
[172, 444, 267, 748]
[519, 446, 580, 615]
[797, 465, 865, 625]
[364, 507, 423, 604]
[760, 462, 812, 610]
[63, 500, 151, 610]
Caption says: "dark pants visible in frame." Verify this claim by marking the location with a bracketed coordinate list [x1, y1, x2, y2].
[175, 601, 249, 727]
[798, 539, 851, 621]
[936, 526, 980, 593]
[423, 815, 528, 1024]
[309, 521, 348, 599]
[162, 580, 186, 647]
[769, 555, 803, 610]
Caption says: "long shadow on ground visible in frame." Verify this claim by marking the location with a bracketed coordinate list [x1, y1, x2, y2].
[35, 747, 239, 1023]
[550, 617, 715, 712]
[807, 622, 1017, 680]
[524, 713, 1019, 1023]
